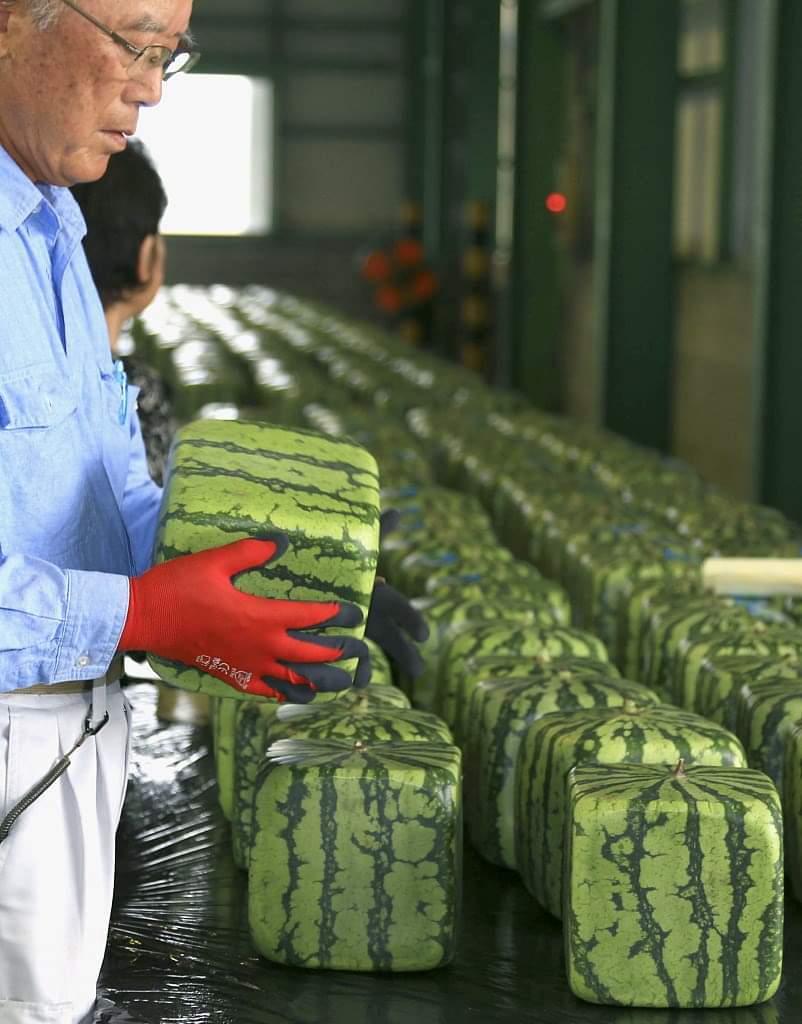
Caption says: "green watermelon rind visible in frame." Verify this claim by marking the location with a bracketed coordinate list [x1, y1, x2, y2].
[437, 624, 610, 730]
[466, 670, 660, 868]
[231, 685, 412, 870]
[147, 419, 380, 700]
[515, 703, 748, 920]
[565, 763, 783, 1008]
[248, 739, 462, 972]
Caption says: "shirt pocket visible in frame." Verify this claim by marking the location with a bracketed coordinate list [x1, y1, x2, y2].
[0, 367, 77, 429]
[0, 366, 101, 564]
[98, 367, 140, 504]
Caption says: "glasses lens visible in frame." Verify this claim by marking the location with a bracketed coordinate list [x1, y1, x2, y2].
[163, 50, 198, 80]
[130, 44, 172, 75]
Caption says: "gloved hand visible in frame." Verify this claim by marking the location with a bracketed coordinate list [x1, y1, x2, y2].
[119, 533, 370, 703]
[365, 509, 430, 679]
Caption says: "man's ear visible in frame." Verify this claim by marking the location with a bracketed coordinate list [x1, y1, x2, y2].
[0, 1, 20, 50]
[126, 233, 165, 317]
[0, 2, 14, 39]
[137, 234, 158, 285]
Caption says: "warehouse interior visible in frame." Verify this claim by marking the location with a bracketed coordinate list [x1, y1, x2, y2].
[152, 0, 802, 517]
[46, 0, 802, 1020]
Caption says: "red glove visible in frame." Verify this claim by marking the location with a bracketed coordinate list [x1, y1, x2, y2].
[119, 533, 370, 702]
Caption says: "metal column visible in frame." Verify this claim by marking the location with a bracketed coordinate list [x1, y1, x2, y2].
[595, 0, 679, 450]
[755, 0, 802, 521]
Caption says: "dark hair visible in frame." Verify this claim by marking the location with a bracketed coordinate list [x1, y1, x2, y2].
[71, 139, 167, 309]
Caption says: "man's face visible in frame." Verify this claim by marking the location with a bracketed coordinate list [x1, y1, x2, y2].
[0, 0, 193, 186]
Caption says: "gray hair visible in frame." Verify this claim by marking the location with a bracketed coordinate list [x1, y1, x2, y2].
[27, 0, 62, 29]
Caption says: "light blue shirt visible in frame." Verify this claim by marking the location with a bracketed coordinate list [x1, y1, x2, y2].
[0, 144, 162, 690]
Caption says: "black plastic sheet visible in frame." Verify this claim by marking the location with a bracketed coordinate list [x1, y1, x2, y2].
[95, 683, 802, 1024]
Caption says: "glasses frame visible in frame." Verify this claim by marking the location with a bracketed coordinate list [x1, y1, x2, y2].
[60, 0, 200, 80]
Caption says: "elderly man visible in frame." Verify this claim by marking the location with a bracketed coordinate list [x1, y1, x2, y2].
[0, 2, 426, 1021]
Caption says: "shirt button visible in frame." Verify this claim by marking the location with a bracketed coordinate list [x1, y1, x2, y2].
[75, 655, 91, 668]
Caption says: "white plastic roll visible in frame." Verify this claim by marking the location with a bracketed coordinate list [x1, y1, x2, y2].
[702, 558, 802, 597]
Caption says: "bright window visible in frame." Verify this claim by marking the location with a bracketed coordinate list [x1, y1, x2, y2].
[135, 74, 273, 236]
[673, 0, 725, 263]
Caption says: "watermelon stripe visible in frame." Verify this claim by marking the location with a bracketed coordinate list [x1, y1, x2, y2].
[170, 450, 378, 496]
[361, 768, 394, 970]
[686, 773, 784, 1002]
[214, 698, 239, 819]
[318, 769, 339, 964]
[164, 472, 378, 526]
[274, 769, 310, 965]
[672, 776, 723, 1004]
[231, 702, 274, 867]
[604, 778, 679, 1003]
[177, 433, 380, 481]
[160, 506, 378, 544]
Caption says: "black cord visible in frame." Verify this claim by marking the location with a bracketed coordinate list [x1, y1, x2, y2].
[0, 755, 72, 843]
[0, 709, 109, 845]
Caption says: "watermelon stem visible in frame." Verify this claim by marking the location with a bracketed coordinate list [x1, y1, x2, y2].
[673, 757, 687, 777]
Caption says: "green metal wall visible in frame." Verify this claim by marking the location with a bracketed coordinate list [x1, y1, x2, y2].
[595, 0, 678, 451]
[756, 0, 802, 522]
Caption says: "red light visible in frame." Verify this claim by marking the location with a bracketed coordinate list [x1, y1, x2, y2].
[546, 192, 568, 214]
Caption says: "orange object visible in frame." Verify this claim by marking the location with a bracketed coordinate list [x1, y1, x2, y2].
[394, 237, 424, 267]
[375, 284, 404, 314]
[362, 249, 393, 282]
[410, 269, 438, 302]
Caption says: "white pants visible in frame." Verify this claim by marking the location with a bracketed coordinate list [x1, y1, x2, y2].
[0, 682, 131, 1024]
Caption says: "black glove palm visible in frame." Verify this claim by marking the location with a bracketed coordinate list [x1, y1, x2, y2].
[365, 510, 430, 679]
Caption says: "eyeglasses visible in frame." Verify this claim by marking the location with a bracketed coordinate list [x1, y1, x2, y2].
[60, 0, 201, 80]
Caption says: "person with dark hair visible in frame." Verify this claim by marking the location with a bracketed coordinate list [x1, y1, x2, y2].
[0, 1, 427, 1017]
[72, 139, 175, 484]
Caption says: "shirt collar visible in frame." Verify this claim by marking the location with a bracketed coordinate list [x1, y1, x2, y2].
[38, 180, 87, 248]
[0, 143, 87, 246]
